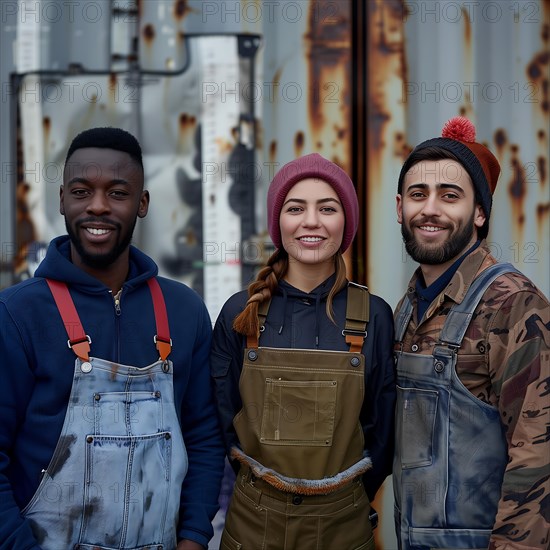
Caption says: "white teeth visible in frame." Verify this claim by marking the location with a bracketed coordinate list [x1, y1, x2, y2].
[86, 228, 110, 235]
[299, 237, 323, 242]
[419, 226, 443, 232]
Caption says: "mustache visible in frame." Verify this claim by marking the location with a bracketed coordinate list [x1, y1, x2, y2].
[414, 217, 449, 228]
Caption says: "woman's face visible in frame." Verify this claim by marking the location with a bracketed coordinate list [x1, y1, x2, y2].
[279, 178, 345, 268]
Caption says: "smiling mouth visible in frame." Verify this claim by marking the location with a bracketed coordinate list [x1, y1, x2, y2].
[298, 236, 324, 242]
[85, 227, 112, 236]
[418, 225, 445, 233]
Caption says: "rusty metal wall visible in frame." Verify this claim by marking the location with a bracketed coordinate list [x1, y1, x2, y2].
[1, 1, 548, 549]
[368, 0, 550, 309]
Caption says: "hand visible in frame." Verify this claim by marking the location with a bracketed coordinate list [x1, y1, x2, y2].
[176, 540, 205, 550]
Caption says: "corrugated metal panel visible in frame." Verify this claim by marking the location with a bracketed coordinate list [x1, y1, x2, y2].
[376, 0, 550, 308]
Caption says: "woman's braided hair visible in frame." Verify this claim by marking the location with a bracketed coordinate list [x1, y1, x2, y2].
[233, 248, 348, 337]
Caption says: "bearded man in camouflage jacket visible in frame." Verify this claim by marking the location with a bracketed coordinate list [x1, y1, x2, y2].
[393, 117, 549, 550]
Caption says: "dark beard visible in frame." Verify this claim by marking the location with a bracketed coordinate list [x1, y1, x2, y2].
[65, 217, 136, 269]
[401, 213, 475, 265]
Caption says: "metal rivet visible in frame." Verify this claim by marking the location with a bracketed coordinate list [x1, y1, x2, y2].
[248, 350, 258, 361]
[94, 393, 100, 401]
[350, 356, 361, 367]
[86, 436, 93, 443]
[292, 495, 302, 505]
[411, 344, 419, 352]
[81, 361, 92, 373]
[434, 361, 445, 373]
[477, 342, 486, 354]
[162, 361, 170, 373]
[165, 433, 171, 440]
[155, 391, 161, 398]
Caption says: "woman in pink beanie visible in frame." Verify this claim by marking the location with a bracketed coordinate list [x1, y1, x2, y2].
[211, 153, 395, 549]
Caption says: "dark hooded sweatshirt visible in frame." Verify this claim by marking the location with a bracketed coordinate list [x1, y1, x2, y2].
[0, 235, 224, 549]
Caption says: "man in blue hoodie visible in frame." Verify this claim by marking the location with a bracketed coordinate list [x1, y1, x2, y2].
[0, 127, 225, 550]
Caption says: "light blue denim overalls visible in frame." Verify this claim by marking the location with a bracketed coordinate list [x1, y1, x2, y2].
[22, 278, 187, 549]
[393, 264, 517, 550]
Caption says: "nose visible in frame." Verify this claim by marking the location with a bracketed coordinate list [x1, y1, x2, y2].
[86, 192, 111, 215]
[302, 208, 321, 227]
[421, 194, 441, 218]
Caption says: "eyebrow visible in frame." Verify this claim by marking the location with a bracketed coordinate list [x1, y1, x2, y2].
[406, 183, 465, 193]
[66, 177, 130, 186]
[282, 197, 341, 206]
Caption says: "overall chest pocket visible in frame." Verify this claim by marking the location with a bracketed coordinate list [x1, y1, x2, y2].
[94, 391, 163, 436]
[260, 378, 337, 446]
[80, 432, 173, 548]
[396, 386, 439, 468]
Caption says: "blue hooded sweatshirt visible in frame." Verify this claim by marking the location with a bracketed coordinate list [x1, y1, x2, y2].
[0, 235, 224, 549]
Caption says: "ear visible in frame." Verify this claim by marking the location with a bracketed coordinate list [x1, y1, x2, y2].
[473, 203, 486, 229]
[59, 185, 65, 215]
[396, 194, 403, 224]
[138, 190, 150, 219]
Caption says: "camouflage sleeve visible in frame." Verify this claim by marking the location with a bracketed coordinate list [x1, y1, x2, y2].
[487, 286, 550, 550]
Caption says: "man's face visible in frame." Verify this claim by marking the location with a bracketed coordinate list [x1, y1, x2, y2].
[396, 159, 485, 266]
[60, 147, 149, 270]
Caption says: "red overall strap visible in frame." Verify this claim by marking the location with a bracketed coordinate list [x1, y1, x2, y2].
[147, 278, 172, 361]
[46, 279, 90, 362]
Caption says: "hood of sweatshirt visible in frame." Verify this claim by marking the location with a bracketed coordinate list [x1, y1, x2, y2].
[35, 235, 158, 293]
[271, 274, 340, 349]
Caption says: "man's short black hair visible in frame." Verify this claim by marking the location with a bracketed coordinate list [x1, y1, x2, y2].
[64, 127, 143, 169]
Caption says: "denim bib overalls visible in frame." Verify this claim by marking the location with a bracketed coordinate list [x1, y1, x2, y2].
[22, 279, 187, 550]
[393, 264, 516, 550]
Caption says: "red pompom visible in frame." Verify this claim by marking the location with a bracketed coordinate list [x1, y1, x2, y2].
[441, 116, 476, 142]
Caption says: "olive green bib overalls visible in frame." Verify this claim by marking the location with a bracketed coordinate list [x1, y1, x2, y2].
[221, 283, 375, 550]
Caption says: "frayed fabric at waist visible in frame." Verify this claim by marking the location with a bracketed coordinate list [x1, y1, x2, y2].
[230, 446, 372, 496]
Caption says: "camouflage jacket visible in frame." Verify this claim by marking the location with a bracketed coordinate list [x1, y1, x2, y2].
[394, 241, 550, 550]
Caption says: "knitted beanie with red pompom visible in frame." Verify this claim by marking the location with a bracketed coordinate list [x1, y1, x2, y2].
[397, 116, 500, 223]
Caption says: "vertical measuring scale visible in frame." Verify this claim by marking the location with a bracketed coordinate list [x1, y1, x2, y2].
[199, 36, 243, 322]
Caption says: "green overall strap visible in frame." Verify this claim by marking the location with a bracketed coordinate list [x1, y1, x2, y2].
[246, 298, 271, 349]
[343, 282, 370, 353]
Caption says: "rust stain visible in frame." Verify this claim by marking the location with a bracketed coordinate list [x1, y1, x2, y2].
[538, 156, 547, 186]
[295, 131, 305, 157]
[366, 0, 406, 161]
[269, 140, 277, 164]
[43, 116, 51, 138]
[179, 113, 196, 129]
[173, 0, 190, 21]
[536, 202, 550, 223]
[143, 24, 155, 45]
[538, 129, 546, 141]
[494, 128, 507, 156]
[526, 48, 549, 114]
[254, 118, 263, 151]
[462, 7, 471, 45]
[508, 146, 527, 228]
[108, 73, 117, 102]
[306, 0, 352, 169]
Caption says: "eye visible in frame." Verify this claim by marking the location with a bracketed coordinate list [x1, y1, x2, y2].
[320, 206, 337, 213]
[71, 188, 90, 197]
[285, 205, 303, 213]
[110, 189, 129, 198]
[442, 192, 460, 200]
